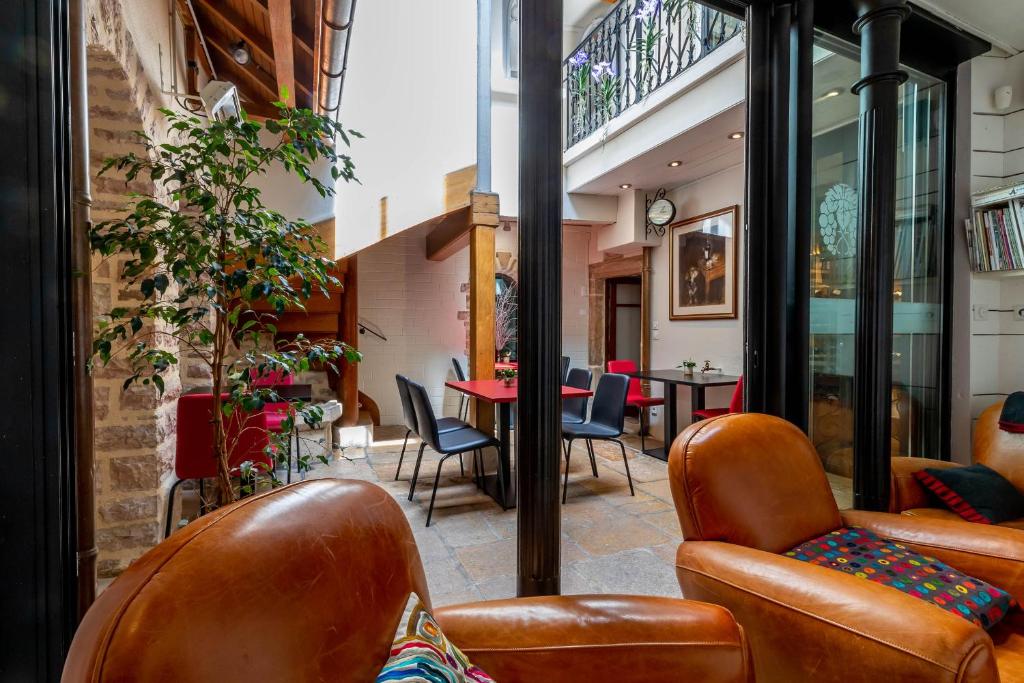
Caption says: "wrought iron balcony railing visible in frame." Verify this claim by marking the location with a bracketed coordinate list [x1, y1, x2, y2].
[564, 0, 743, 148]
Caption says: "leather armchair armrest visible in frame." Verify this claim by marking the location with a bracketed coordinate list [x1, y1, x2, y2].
[433, 594, 750, 683]
[677, 541, 998, 683]
[842, 509, 1024, 601]
[890, 456, 961, 512]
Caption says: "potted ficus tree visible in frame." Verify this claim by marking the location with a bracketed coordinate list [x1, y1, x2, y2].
[91, 96, 361, 504]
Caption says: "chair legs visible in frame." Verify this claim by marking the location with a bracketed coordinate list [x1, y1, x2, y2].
[408, 442, 427, 501]
[424, 446, 499, 526]
[615, 439, 635, 497]
[426, 454, 455, 527]
[164, 478, 186, 539]
[639, 408, 647, 454]
[585, 439, 599, 477]
[562, 438, 573, 504]
[395, 429, 411, 481]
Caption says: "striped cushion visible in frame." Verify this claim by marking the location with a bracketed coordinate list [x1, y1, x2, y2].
[377, 594, 495, 683]
[913, 464, 1024, 525]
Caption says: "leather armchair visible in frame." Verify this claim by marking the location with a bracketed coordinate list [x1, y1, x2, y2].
[64, 479, 752, 682]
[669, 412, 1024, 683]
[890, 401, 1024, 529]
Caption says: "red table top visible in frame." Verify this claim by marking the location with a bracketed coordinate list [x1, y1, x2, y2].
[495, 361, 518, 371]
[446, 379, 592, 404]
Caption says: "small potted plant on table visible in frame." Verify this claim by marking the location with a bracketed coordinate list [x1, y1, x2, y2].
[678, 359, 697, 375]
[497, 368, 517, 387]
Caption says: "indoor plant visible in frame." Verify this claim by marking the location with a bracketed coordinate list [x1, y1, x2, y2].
[678, 359, 697, 374]
[497, 368, 517, 386]
[91, 96, 361, 503]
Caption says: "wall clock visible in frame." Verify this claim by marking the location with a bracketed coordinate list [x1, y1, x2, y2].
[645, 188, 675, 238]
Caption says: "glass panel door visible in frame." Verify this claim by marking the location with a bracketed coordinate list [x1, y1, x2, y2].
[808, 34, 947, 483]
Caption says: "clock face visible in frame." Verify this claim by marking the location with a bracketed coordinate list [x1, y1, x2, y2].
[647, 197, 676, 226]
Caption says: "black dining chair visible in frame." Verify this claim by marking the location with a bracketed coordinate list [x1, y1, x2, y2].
[561, 372, 634, 504]
[451, 357, 470, 421]
[394, 375, 469, 482]
[561, 367, 592, 425]
[406, 379, 503, 526]
[561, 355, 571, 385]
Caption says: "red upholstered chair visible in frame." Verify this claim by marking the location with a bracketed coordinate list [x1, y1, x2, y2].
[166, 393, 275, 538]
[607, 359, 663, 453]
[251, 368, 295, 433]
[692, 375, 744, 422]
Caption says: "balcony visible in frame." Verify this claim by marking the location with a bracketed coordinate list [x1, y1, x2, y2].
[564, 0, 743, 149]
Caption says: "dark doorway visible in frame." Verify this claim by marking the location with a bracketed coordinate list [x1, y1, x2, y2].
[605, 276, 642, 366]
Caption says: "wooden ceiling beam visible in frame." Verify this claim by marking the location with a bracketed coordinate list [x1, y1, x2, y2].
[193, 0, 275, 65]
[267, 0, 296, 104]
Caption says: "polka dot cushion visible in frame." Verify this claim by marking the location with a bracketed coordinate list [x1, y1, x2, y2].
[785, 527, 1016, 629]
[376, 594, 495, 682]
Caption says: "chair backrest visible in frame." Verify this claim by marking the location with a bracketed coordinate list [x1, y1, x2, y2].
[452, 357, 467, 382]
[407, 379, 442, 450]
[668, 413, 842, 554]
[395, 374, 418, 433]
[607, 359, 641, 397]
[563, 367, 593, 422]
[975, 401, 1024, 490]
[728, 375, 744, 414]
[175, 393, 273, 480]
[63, 479, 431, 682]
[589, 373, 630, 434]
[561, 355, 570, 385]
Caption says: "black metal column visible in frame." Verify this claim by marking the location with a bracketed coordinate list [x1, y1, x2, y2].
[516, 0, 563, 597]
[851, 0, 910, 511]
[0, 0, 78, 676]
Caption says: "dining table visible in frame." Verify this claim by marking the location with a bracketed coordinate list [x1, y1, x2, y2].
[445, 378, 593, 508]
[625, 370, 741, 462]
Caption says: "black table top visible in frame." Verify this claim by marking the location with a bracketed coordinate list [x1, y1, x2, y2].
[627, 370, 741, 387]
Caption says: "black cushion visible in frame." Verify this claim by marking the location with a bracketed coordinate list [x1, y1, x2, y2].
[1000, 391, 1024, 433]
[914, 464, 1024, 524]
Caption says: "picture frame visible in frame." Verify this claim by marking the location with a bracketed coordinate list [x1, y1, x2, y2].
[669, 205, 739, 320]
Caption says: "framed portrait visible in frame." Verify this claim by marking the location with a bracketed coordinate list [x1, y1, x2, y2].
[669, 205, 738, 320]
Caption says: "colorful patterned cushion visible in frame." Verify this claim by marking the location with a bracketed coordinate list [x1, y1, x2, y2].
[913, 464, 1024, 524]
[785, 527, 1016, 629]
[376, 594, 495, 682]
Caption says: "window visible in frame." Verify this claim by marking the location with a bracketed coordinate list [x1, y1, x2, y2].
[502, 0, 519, 79]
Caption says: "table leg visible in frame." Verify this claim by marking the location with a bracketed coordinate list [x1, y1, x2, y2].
[664, 383, 678, 456]
[690, 385, 707, 423]
[481, 402, 515, 509]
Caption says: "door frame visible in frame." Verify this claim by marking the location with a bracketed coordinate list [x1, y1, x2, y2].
[604, 275, 642, 364]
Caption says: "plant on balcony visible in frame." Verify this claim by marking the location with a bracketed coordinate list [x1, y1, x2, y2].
[568, 51, 592, 135]
[91, 96, 362, 503]
[634, 0, 663, 96]
[592, 61, 620, 123]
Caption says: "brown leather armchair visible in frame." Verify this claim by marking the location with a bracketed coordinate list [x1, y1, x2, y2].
[64, 478, 752, 682]
[891, 401, 1024, 528]
[669, 412, 1024, 683]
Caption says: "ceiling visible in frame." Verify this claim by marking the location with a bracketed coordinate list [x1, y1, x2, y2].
[572, 104, 747, 195]
[912, 0, 1024, 54]
[175, 0, 319, 117]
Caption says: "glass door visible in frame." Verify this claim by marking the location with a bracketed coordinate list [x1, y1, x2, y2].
[808, 34, 947, 483]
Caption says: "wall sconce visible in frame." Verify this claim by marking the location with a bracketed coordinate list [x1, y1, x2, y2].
[995, 85, 1013, 111]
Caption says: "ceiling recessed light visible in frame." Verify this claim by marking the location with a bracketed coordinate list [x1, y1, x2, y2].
[619, 183, 633, 189]
[727, 131, 744, 140]
[668, 160, 682, 167]
[823, 88, 842, 98]
[231, 41, 251, 65]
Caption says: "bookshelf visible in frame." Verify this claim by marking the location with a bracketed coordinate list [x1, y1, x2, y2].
[966, 183, 1024, 275]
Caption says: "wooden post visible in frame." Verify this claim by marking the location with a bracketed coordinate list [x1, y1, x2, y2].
[469, 192, 498, 435]
[339, 255, 359, 427]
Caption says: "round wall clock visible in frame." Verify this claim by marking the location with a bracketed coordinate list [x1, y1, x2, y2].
[647, 197, 676, 226]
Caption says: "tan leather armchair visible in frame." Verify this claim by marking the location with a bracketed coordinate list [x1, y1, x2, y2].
[891, 401, 1024, 528]
[669, 412, 1024, 683]
[64, 479, 752, 682]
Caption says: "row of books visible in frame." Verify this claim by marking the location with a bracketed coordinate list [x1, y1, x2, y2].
[965, 200, 1024, 272]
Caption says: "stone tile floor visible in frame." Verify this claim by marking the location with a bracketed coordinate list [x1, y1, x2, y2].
[300, 422, 854, 607]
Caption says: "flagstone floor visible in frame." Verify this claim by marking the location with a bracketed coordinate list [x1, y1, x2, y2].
[304, 421, 854, 607]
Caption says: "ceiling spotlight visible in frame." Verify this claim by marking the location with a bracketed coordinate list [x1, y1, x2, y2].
[668, 160, 682, 167]
[231, 41, 251, 65]
[619, 183, 633, 189]
[823, 88, 842, 98]
[727, 131, 744, 140]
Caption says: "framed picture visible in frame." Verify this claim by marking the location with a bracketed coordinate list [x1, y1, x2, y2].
[669, 205, 738, 320]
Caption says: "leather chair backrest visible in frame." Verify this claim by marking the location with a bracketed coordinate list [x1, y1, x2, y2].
[563, 367, 592, 422]
[590, 373, 629, 433]
[408, 379, 442, 451]
[396, 374, 418, 433]
[452, 357, 467, 382]
[975, 401, 1024, 491]
[669, 413, 843, 554]
[63, 479, 430, 682]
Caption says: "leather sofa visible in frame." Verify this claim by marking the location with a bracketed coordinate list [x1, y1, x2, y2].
[669, 412, 1024, 683]
[64, 478, 752, 682]
[891, 401, 1024, 528]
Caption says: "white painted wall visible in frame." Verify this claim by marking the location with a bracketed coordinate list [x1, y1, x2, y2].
[971, 52, 1024, 193]
[647, 164, 745, 439]
[334, 0, 478, 258]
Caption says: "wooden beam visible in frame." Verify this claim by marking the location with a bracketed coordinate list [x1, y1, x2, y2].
[469, 224, 496, 437]
[445, 165, 477, 211]
[339, 255, 359, 427]
[267, 0, 295, 103]
[426, 192, 499, 261]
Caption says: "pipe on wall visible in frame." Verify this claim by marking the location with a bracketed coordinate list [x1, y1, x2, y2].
[318, 0, 357, 118]
[70, 0, 97, 618]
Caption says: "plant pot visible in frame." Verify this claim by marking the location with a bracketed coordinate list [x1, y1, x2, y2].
[503, 378, 515, 387]
[682, 367, 694, 375]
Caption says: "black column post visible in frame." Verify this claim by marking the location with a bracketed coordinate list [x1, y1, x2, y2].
[517, 0, 563, 597]
[851, 0, 910, 511]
